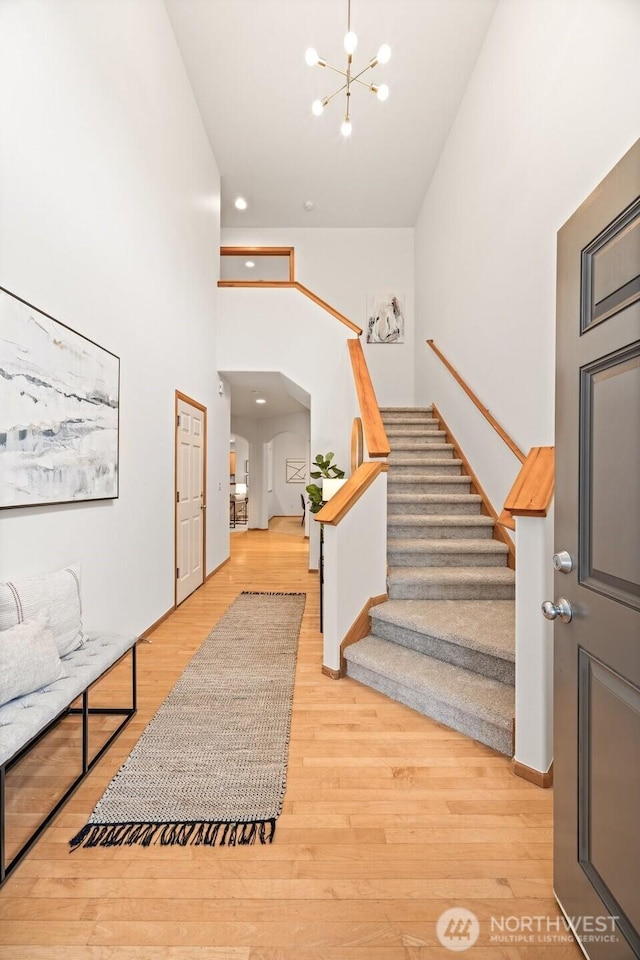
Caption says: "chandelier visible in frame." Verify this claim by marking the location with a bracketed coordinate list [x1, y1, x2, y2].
[305, 0, 391, 137]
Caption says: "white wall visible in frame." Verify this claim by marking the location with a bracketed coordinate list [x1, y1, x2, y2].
[414, 0, 640, 513]
[221, 228, 415, 407]
[0, 0, 227, 636]
[267, 432, 309, 519]
[321, 471, 388, 673]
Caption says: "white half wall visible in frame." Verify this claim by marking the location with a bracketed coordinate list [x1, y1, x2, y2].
[414, 0, 640, 513]
[320, 472, 388, 673]
[221, 228, 415, 407]
[0, 0, 227, 636]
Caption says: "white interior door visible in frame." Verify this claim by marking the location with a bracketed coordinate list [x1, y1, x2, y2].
[176, 394, 205, 605]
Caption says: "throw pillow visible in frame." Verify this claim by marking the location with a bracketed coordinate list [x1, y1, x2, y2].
[0, 611, 64, 707]
[0, 564, 84, 657]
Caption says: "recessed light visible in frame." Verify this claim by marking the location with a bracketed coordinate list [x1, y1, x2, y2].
[245, 261, 255, 268]
[234, 197, 248, 210]
[303, 200, 315, 211]
[255, 398, 266, 405]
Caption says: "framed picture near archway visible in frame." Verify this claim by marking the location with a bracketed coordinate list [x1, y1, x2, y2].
[0, 286, 120, 508]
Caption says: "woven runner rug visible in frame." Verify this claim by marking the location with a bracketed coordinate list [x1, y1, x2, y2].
[70, 591, 305, 850]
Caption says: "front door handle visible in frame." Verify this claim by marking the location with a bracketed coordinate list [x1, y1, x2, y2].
[542, 598, 573, 623]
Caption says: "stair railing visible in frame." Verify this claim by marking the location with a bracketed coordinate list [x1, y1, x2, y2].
[426, 339, 526, 463]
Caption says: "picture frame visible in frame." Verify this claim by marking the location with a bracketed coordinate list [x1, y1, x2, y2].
[285, 459, 307, 483]
[0, 286, 120, 509]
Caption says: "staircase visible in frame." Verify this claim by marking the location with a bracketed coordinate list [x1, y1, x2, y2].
[344, 407, 515, 756]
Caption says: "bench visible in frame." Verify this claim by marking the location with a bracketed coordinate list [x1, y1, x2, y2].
[0, 567, 138, 884]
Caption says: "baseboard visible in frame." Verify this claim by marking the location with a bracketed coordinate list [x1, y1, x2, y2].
[140, 604, 176, 640]
[337, 593, 388, 677]
[205, 556, 230, 582]
[512, 758, 554, 788]
[321, 665, 341, 680]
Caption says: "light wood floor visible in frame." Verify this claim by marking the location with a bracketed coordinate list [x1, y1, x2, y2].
[0, 529, 582, 959]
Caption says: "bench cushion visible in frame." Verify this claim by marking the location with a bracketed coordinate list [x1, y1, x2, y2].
[0, 631, 136, 767]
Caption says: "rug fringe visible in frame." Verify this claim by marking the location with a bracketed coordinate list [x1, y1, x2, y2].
[69, 818, 276, 851]
[240, 590, 305, 596]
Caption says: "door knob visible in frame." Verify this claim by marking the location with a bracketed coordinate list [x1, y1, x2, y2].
[542, 598, 573, 623]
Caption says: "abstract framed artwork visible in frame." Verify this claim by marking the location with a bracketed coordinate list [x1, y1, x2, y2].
[285, 459, 307, 483]
[0, 286, 120, 508]
[366, 292, 405, 343]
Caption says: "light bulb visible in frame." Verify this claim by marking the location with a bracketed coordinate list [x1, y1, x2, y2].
[234, 197, 247, 210]
[245, 261, 255, 268]
[312, 99, 324, 116]
[341, 118, 352, 137]
[377, 43, 391, 64]
[343, 30, 358, 55]
[305, 47, 320, 66]
[376, 83, 389, 102]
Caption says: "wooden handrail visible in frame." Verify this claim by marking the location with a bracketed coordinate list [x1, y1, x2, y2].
[348, 339, 391, 458]
[427, 339, 526, 463]
[217, 279, 362, 335]
[503, 446, 555, 518]
[315, 462, 384, 525]
[294, 283, 361, 334]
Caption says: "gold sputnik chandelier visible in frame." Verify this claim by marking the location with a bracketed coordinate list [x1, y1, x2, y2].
[305, 0, 391, 137]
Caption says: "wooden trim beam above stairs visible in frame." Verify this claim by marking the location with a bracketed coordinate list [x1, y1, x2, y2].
[432, 404, 516, 569]
[427, 340, 526, 464]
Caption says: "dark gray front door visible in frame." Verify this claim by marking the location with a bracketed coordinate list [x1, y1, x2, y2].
[554, 138, 640, 960]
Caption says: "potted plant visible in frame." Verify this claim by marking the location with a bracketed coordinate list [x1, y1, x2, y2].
[305, 452, 345, 513]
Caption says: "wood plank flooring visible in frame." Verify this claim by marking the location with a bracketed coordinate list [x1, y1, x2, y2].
[0, 529, 582, 959]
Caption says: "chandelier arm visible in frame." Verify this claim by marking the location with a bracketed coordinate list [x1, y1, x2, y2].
[321, 82, 348, 105]
[323, 62, 349, 80]
[349, 62, 375, 85]
[352, 76, 377, 90]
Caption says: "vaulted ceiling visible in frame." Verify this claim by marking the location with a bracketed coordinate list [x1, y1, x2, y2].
[164, 0, 498, 228]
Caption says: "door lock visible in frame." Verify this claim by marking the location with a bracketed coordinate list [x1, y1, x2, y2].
[542, 598, 573, 623]
[553, 550, 573, 573]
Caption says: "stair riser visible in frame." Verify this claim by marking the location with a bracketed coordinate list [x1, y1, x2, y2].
[381, 409, 433, 420]
[387, 500, 481, 516]
[388, 480, 472, 495]
[388, 581, 515, 601]
[388, 462, 462, 476]
[391, 436, 447, 447]
[387, 523, 493, 539]
[385, 425, 442, 436]
[390, 447, 455, 460]
[382, 418, 439, 427]
[369, 619, 515, 684]
[345, 661, 512, 756]
[387, 548, 507, 567]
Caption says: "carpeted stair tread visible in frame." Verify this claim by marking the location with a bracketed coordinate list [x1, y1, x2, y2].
[380, 407, 433, 414]
[389, 443, 455, 457]
[390, 435, 448, 446]
[344, 636, 514, 753]
[370, 599, 515, 663]
[388, 474, 470, 485]
[387, 537, 508, 568]
[386, 424, 442, 435]
[382, 416, 439, 426]
[387, 458, 463, 474]
[388, 514, 495, 528]
[388, 495, 482, 516]
[387, 566, 515, 600]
